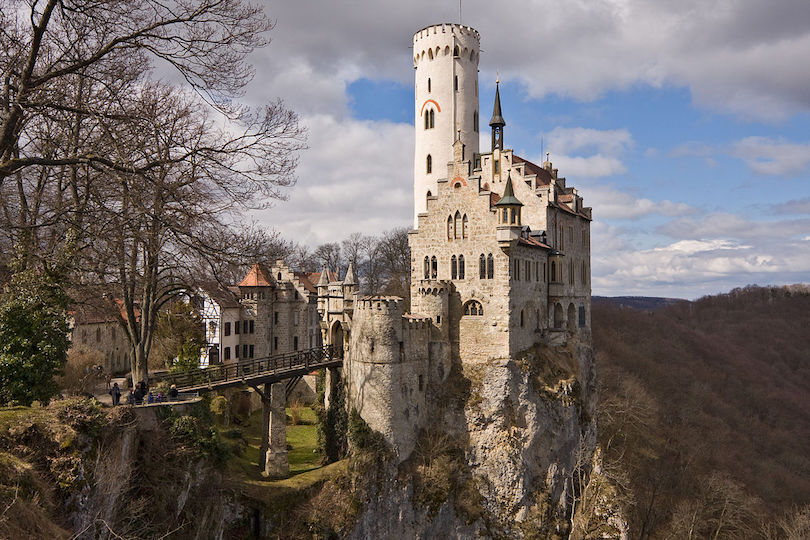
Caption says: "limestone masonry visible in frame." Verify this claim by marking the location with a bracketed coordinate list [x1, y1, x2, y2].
[322, 22, 593, 460]
[191, 21, 592, 464]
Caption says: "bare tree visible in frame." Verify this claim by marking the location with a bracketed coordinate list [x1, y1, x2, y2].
[77, 83, 302, 384]
[1, 1, 306, 384]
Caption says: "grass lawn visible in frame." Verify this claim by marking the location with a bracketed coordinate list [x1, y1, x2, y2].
[220, 404, 322, 482]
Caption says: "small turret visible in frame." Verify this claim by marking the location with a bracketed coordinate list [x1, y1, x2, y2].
[316, 267, 329, 316]
[494, 173, 523, 250]
[344, 262, 357, 286]
[343, 262, 358, 312]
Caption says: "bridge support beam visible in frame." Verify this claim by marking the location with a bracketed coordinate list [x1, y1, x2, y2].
[323, 367, 340, 410]
[260, 382, 288, 478]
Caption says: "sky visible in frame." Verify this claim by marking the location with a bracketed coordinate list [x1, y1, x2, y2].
[235, 0, 810, 299]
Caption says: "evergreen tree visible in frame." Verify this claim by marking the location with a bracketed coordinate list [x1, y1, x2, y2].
[0, 265, 70, 405]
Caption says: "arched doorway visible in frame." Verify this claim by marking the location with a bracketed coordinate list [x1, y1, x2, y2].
[329, 321, 344, 358]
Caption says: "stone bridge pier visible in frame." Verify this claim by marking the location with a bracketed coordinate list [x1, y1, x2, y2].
[256, 381, 288, 478]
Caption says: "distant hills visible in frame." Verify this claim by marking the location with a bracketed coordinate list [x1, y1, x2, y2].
[592, 295, 686, 311]
[592, 284, 810, 538]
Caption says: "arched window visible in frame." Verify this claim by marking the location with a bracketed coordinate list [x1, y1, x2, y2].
[473, 110, 478, 132]
[444, 46, 450, 56]
[550, 261, 557, 282]
[424, 256, 430, 279]
[454, 75, 458, 91]
[581, 261, 587, 285]
[431, 256, 437, 278]
[454, 211, 461, 238]
[462, 214, 468, 238]
[428, 77, 431, 92]
[429, 109, 435, 128]
[426, 154, 432, 173]
[458, 255, 465, 279]
[479, 254, 486, 279]
[470, 50, 475, 61]
[425, 113, 430, 130]
[428, 48, 433, 60]
[451, 255, 458, 279]
[447, 216, 453, 240]
[487, 253, 494, 279]
[463, 300, 483, 316]
[426, 190, 432, 206]
[520, 309, 525, 327]
[453, 45, 459, 57]
[569, 261, 574, 283]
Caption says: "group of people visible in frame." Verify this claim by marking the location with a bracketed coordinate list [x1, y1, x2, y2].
[108, 379, 180, 406]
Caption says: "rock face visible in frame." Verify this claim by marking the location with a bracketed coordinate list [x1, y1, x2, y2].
[347, 336, 604, 539]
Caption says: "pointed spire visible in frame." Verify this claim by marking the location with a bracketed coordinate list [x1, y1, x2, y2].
[494, 172, 523, 207]
[489, 79, 505, 128]
[318, 267, 329, 286]
[344, 262, 357, 285]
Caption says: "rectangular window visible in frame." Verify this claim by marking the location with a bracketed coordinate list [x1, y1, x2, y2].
[543, 263, 547, 282]
[294, 312, 299, 326]
[293, 336, 298, 351]
[224, 322, 231, 336]
[224, 347, 231, 360]
[525, 260, 531, 281]
[243, 320, 249, 334]
[243, 344, 248, 358]
[513, 259, 520, 280]
[249, 320, 255, 334]
[235, 322, 240, 334]
[235, 345, 240, 358]
[274, 336, 278, 351]
[249, 345, 254, 358]
[274, 312, 279, 325]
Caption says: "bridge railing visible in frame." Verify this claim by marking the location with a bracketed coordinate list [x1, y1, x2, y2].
[161, 344, 341, 390]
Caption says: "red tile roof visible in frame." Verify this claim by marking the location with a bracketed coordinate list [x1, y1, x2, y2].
[295, 272, 317, 293]
[238, 264, 273, 287]
[512, 155, 553, 187]
[518, 236, 552, 250]
[490, 192, 501, 206]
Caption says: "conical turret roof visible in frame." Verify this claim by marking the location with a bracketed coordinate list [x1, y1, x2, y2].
[493, 173, 523, 207]
[344, 262, 357, 285]
[317, 267, 329, 286]
[489, 80, 506, 128]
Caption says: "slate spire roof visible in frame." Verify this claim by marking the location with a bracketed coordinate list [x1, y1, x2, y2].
[489, 80, 506, 128]
[494, 172, 523, 207]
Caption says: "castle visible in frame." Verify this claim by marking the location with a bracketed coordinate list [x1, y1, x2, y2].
[318, 23, 593, 459]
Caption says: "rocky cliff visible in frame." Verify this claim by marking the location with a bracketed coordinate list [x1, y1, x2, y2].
[342, 335, 623, 539]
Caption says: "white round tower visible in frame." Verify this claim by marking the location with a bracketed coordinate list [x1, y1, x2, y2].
[413, 24, 480, 227]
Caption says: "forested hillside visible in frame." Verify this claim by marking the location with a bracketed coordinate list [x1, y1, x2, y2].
[593, 285, 810, 539]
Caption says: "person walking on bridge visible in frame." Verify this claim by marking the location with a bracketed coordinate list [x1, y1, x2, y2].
[110, 382, 122, 406]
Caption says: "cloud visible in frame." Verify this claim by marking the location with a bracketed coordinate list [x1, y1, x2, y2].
[732, 137, 810, 175]
[586, 186, 694, 220]
[767, 197, 810, 215]
[658, 212, 810, 240]
[530, 127, 634, 178]
[252, 114, 413, 246]
[243, 1, 810, 122]
[592, 235, 810, 298]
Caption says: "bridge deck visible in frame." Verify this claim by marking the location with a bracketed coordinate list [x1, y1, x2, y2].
[161, 345, 342, 393]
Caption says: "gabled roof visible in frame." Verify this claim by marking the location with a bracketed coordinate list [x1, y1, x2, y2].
[294, 272, 317, 294]
[198, 281, 241, 308]
[512, 155, 553, 187]
[238, 263, 273, 287]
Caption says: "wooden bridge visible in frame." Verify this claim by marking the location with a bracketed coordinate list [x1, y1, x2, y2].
[160, 345, 343, 393]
